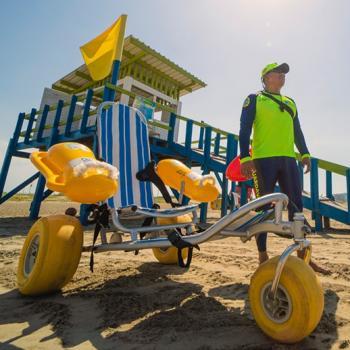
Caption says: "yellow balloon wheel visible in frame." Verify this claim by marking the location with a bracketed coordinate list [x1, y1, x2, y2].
[152, 215, 191, 265]
[249, 256, 324, 343]
[17, 215, 83, 296]
[152, 246, 188, 265]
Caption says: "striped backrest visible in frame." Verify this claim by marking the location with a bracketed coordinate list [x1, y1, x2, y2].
[97, 102, 153, 209]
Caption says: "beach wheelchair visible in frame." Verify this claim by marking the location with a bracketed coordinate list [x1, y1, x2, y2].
[17, 102, 324, 343]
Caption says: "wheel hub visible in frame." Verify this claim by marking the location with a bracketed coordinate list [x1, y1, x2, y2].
[24, 234, 40, 277]
[261, 282, 292, 323]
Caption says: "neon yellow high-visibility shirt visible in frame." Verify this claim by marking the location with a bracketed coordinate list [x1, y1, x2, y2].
[239, 92, 310, 163]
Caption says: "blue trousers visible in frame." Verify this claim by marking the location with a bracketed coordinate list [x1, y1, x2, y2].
[253, 157, 303, 252]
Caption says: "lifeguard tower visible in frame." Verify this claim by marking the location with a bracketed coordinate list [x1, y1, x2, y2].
[0, 34, 208, 220]
[44, 35, 206, 142]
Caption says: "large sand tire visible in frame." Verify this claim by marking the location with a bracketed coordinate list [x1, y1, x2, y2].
[152, 246, 188, 265]
[249, 255, 324, 343]
[152, 215, 192, 265]
[17, 215, 83, 296]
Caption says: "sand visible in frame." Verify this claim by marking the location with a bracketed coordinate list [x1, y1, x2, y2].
[0, 200, 350, 350]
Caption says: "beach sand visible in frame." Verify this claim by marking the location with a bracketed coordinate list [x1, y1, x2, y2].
[0, 200, 349, 350]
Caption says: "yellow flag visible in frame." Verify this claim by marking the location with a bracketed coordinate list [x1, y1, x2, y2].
[80, 15, 127, 81]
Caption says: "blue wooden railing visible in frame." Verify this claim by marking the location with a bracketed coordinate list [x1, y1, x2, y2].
[0, 82, 349, 231]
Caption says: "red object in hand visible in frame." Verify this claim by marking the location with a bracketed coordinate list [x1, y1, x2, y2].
[225, 155, 248, 182]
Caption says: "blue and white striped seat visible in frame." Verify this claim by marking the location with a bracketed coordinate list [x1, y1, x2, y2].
[97, 102, 154, 210]
[96, 101, 198, 235]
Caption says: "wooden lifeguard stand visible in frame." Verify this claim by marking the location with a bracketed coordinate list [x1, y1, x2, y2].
[39, 35, 206, 143]
[0, 35, 206, 219]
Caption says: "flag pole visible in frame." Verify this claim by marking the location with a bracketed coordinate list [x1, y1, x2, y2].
[102, 14, 127, 102]
[80, 15, 127, 102]
[103, 59, 120, 102]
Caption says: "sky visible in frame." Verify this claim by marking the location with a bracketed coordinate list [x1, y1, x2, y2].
[0, 0, 349, 194]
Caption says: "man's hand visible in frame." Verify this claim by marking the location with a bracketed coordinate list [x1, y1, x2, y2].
[302, 157, 311, 174]
[240, 160, 256, 179]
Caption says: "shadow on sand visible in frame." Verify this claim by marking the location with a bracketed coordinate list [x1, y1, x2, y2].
[0, 262, 342, 350]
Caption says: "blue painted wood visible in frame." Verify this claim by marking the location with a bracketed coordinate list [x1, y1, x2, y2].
[214, 133, 221, 156]
[200, 126, 212, 223]
[198, 123, 204, 149]
[80, 89, 93, 134]
[181, 196, 190, 206]
[29, 175, 46, 220]
[203, 127, 212, 163]
[30, 100, 64, 219]
[310, 158, 322, 231]
[79, 204, 91, 225]
[0, 173, 40, 205]
[318, 201, 349, 224]
[13, 112, 26, 141]
[221, 175, 229, 215]
[302, 194, 312, 210]
[42, 189, 53, 201]
[110, 59, 121, 85]
[0, 112, 25, 198]
[230, 140, 238, 195]
[171, 143, 226, 172]
[214, 171, 223, 187]
[221, 134, 236, 216]
[13, 151, 31, 159]
[93, 132, 98, 155]
[24, 108, 37, 144]
[0, 142, 16, 198]
[170, 188, 180, 202]
[50, 100, 64, 144]
[214, 169, 231, 214]
[103, 60, 120, 102]
[185, 120, 193, 154]
[65, 95, 78, 136]
[326, 171, 335, 200]
[16, 127, 97, 151]
[167, 113, 176, 145]
[151, 144, 178, 158]
[179, 119, 193, 205]
[36, 104, 50, 143]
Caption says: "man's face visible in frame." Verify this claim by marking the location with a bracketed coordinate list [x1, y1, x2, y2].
[264, 71, 285, 89]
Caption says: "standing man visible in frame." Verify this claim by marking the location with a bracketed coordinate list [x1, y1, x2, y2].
[239, 62, 311, 264]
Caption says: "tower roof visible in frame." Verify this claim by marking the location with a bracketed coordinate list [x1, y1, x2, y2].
[52, 35, 206, 99]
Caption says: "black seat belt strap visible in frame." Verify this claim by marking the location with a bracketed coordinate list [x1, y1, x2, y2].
[136, 161, 177, 207]
[168, 230, 200, 268]
[177, 247, 193, 268]
[89, 204, 109, 272]
[261, 92, 295, 119]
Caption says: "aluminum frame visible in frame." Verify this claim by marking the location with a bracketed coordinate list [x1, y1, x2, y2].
[88, 192, 311, 301]
[92, 193, 304, 252]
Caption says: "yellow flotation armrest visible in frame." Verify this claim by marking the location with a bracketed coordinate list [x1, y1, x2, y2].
[30, 142, 119, 204]
[30, 151, 66, 192]
[156, 159, 219, 202]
